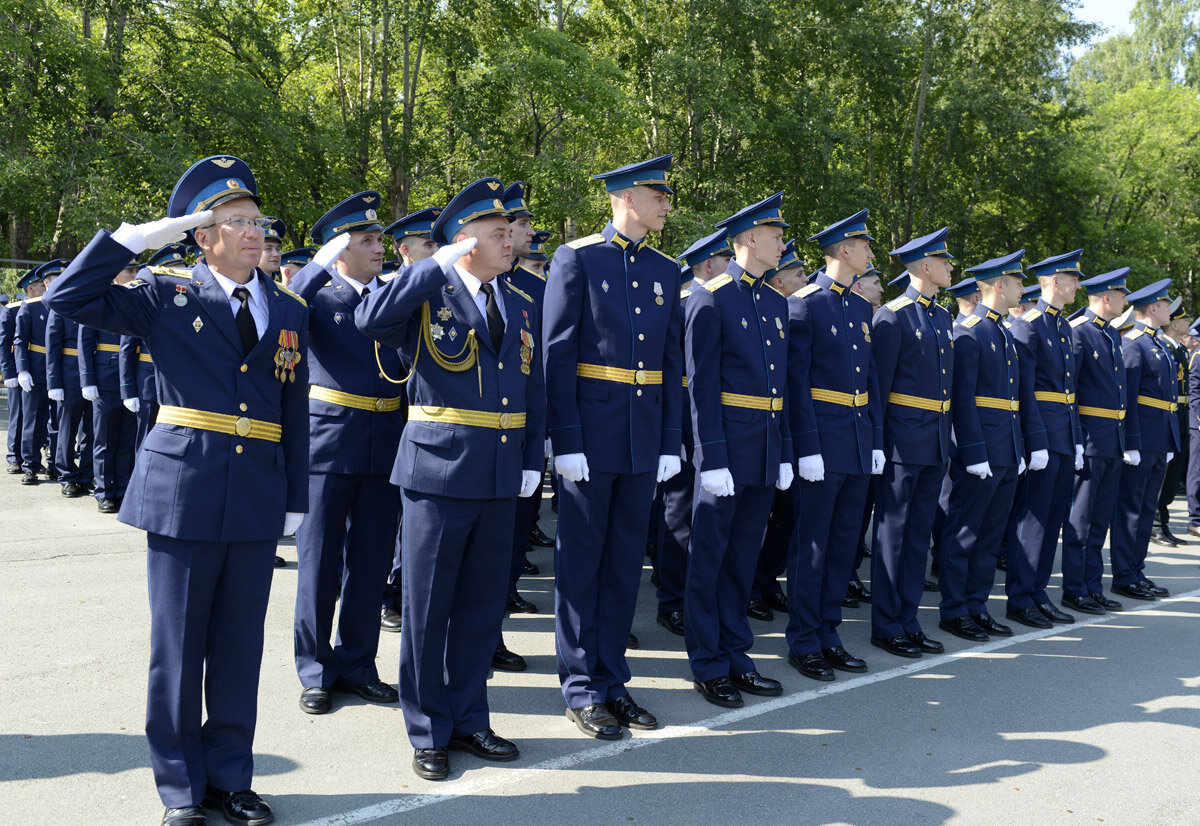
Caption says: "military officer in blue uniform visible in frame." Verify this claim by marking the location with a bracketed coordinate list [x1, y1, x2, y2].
[684, 195, 792, 707]
[46, 298, 94, 495]
[259, 217, 286, 279]
[1, 287, 26, 473]
[1150, 304, 1190, 546]
[543, 155, 682, 739]
[279, 247, 315, 285]
[355, 177, 545, 781]
[1187, 325, 1200, 539]
[786, 209, 883, 681]
[46, 155, 309, 826]
[947, 276, 980, 320]
[938, 250, 1032, 643]
[119, 333, 157, 451]
[290, 192, 406, 716]
[1109, 278, 1179, 602]
[384, 207, 442, 267]
[869, 228, 955, 659]
[15, 259, 66, 485]
[521, 229, 551, 272]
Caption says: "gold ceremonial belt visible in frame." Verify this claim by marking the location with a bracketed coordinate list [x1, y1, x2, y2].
[29, 344, 46, 353]
[682, 377, 688, 388]
[95, 343, 120, 353]
[811, 387, 869, 407]
[1078, 405, 1125, 420]
[577, 363, 663, 386]
[139, 352, 153, 363]
[721, 391, 783, 411]
[310, 385, 403, 413]
[1137, 394, 1177, 413]
[1034, 391, 1076, 404]
[157, 405, 282, 442]
[61, 347, 79, 357]
[408, 405, 526, 430]
[888, 392, 950, 413]
[975, 395, 1019, 412]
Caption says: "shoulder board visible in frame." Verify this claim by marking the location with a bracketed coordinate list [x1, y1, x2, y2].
[795, 283, 822, 299]
[1190, 351, 1200, 371]
[703, 274, 733, 292]
[1003, 320, 1013, 329]
[25, 296, 42, 304]
[1069, 316, 1088, 328]
[505, 281, 534, 304]
[646, 246, 676, 263]
[124, 279, 147, 289]
[6, 300, 21, 308]
[1022, 309, 1042, 322]
[963, 314, 982, 328]
[764, 282, 786, 298]
[933, 303, 951, 318]
[885, 296, 913, 311]
[1127, 329, 1145, 339]
[566, 234, 604, 249]
[150, 265, 191, 278]
[849, 291, 871, 307]
[516, 264, 546, 282]
[680, 288, 691, 299]
[275, 283, 307, 307]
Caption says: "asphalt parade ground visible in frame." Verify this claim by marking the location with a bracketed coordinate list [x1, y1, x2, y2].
[2, 418, 1199, 823]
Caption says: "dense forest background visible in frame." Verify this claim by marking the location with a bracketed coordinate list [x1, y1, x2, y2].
[2, 0, 1199, 304]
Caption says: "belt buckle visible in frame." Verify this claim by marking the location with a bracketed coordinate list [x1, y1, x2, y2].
[374, 398, 387, 412]
[234, 416, 252, 437]
[498, 412, 513, 429]
[853, 391, 864, 406]
[634, 369, 647, 385]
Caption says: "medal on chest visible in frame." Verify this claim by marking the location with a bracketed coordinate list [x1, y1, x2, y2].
[274, 330, 301, 382]
[174, 285, 188, 307]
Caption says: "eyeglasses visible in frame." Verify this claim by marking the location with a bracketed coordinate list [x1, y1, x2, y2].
[199, 216, 274, 233]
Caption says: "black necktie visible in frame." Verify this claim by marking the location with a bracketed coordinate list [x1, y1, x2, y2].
[232, 286, 258, 355]
[479, 282, 504, 351]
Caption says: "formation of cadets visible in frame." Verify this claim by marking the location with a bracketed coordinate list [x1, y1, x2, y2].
[8, 153, 1197, 826]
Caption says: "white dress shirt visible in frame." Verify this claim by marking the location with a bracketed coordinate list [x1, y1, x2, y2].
[454, 264, 506, 325]
[208, 266, 268, 337]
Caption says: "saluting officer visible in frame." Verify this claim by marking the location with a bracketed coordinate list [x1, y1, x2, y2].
[15, 260, 66, 485]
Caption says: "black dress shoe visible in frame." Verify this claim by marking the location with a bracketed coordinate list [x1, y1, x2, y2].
[607, 694, 658, 728]
[1062, 594, 1105, 615]
[1036, 602, 1074, 623]
[746, 599, 774, 622]
[971, 613, 1013, 636]
[20, 471, 37, 485]
[506, 592, 538, 613]
[45, 467, 59, 481]
[871, 634, 922, 658]
[61, 481, 84, 497]
[996, 554, 1007, 571]
[923, 579, 939, 592]
[788, 652, 835, 682]
[332, 677, 399, 703]
[202, 787, 273, 825]
[1090, 592, 1124, 611]
[529, 525, 555, 546]
[448, 728, 519, 761]
[1149, 531, 1179, 547]
[522, 560, 540, 575]
[565, 703, 623, 740]
[491, 642, 527, 672]
[162, 806, 207, 826]
[859, 542, 872, 558]
[1139, 578, 1169, 597]
[1005, 606, 1052, 629]
[847, 579, 871, 603]
[842, 593, 859, 608]
[907, 630, 944, 653]
[626, 632, 639, 649]
[694, 676, 744, 707]
[762, 591, 788, 612]
[822, 645, 867, 673]
[97, 498, 119, 513]
[1112, 582, 1157, 601]
[274, 555, 286, 568]
[939, 616, 988, 642]
[299, 687, 331, 715]
[380, 606, 403, 632]
[731, 669, 783, 696]
[1161, 524, 1187, 545]
[6, 463, 22, 474]
[656, 610, 684, 636]
[413, 747, 449, 780]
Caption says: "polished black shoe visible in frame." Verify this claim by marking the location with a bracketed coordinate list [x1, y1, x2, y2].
[996, 554, 1008, 571]
[1112, 582, 1157, 601]
[380, 606, 403, 632]
[202, 787, 273, 825]
[162, 806, 207, 826]
[822, 645, 867, 672]
[1090, 592, 1124, 611]
[1160, 524, 1187, 545]
[273, 555, 286, 568]
[846, 579, 871, 603]
[45, 467, 59, 481]
[491, 642, 527, 672]
[522, 560, 540, 575]
[923, 578, 939, 592]
[626, 632, 639, 649]
[842, 593, 860, 608]
[1149, 531, 1179, 547]
[412, 747, 449, 780]
[730, 669, 783, 696]
[762, 590, 788, 612]
[871, 634, 921, 658]
[746, 599, 774, 622]
[97, 498, 119, 513]
[506, 592, 538, 613]
[1036, 602, 1074, 624]
[971, 613, 1013, 636]
[448, 728, 519, 761]
[907, 630, 944, 653]
[1006, 606, 1052, 629]
[529, 525, 555, 546]
[938, 616, 988, 642]
[332, 677, 399, 703]
[859, 541, 872, 558]
[656, 610, 684, 636]
[1062, 594, 1105, 615]
[6, 463, 21, 474]
[695, 676, 744, 707]
[61, 481, 84, 497]
[565, 703, 623, 740]
[607, 694, 658, 728]
[299, 687, 331, 715]
[788, 652, 835, 682]
[1139, 578, 1169, 597]
[20, 471, 37, 485]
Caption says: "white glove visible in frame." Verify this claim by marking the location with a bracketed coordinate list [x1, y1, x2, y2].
[776, 462, 794, 491]
[282, 512, 304, 536]
[17, 371, 33, 392]
[111, 210, 212, 255]
[1167, 452, 1175, 463]
[797, 454, 825, 482]
[313, 233, 352, 270]
[555, 452, 590, 483]
[519, 469, 541, 497]
[3, 377, 16, 389]
[432, 236, 477, 273]
[1075, 444, 1084, 471]
[657, 454, 681, 483]
[81, 385, 100, 402]
[1029, 449, 1049, 472]
[966, 461, 993, 479]
[700, 468, 735, 497]
[47, 388, 65, 402]
[871, 449, 885, 475]
[123, 397, 141, 413]
[1123, 450, 1141, 467]
[1018, 457, 1027, 475]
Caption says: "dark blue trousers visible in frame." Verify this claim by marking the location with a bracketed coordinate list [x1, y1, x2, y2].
[555, 469, 655, 708]
[1187, 427, 1200, 528]
[752, 487, 794, 602]
[1000, 465, 1029, 571]
[939, 460, 1018, 620]
[1007, 451, 1074, 609]
[872, 461, 943, 638]
[398, 490, 512, 748]
[295, 472, 400, 688]
[19, 384, 49, 472]
[53, 389, 93, 484]
[1110, 451, 1167, 588]
[381, 518, 404, 611]
[92, 390, 134, 499]
[655, 460, 694, 614]
[684, 481, 774, 681]
[786, 472, 870, 655]
[929, 469, 952, 565]
[508, 465, 544, 592]
[145, 533, 276, 808]
[6, 385, 22, 466]
[1061, 455, 1122, 598]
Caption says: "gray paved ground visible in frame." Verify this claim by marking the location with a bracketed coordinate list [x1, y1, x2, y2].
[2, 400, 1199, 824]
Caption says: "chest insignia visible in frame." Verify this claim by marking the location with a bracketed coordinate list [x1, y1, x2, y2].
[437, 306, 453, 321]
[601, 280, 609, 293]
[174, 285, 188, 307]
[776, 317, 784, 339]
[522, 309, 530, 329]
[1094, 350, 1099, 359]
[654, 281, 664, 305]
[192, 316, 203, 333]
[991, 342, 996, 352]
[741, 318, 748, 329]
[916, 329, 923, 340]
[430, 324, 444, 340]
[861, 321, 871, 342]
[831, 324, 838, 336]
[448, 327, 458, 341]
[333, 312, 343, 324]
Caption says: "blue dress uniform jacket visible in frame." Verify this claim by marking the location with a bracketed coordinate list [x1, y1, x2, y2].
[1, 301, 24, 467]
[118, 335, 159, 450]
[1187, 349, 1200, 530]
[506, 263, 548, 310]
[46, 309, 92, 485]
[15, 297, 53, 473]
[80, 325, 136, 502]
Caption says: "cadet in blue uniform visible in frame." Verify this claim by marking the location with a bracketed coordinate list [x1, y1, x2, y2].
[1188, 325, 1200, 539]
[259, 217, 285, 279]
[1150, 304, 1190, 546]
[46, 302, 94, 495]
[46, 155, 309, 826]
[869, 228, 955, 658]
[356, 178, 545, 781]
[684, 194, 793, 707]
[786, 209, 883, 681]
[1109, 278, 1179, 601]
[291, 192, 405, 715]
[118, 333, 157, 451]
[279, 247, 315, 285]
[15, 260, 66, 484]
[938, 250, 1032, 643]
[1, 289, 24, 472]
[996, 286, 1040, 578]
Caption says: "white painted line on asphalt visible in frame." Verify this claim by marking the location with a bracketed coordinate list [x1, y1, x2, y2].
[295, 588, 1200, 826]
